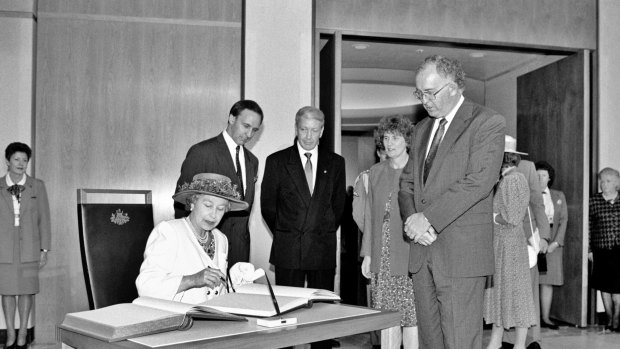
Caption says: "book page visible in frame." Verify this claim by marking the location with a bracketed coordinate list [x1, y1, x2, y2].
[236, 284, 340, 301]
[203, 293, 309, 317]
[133, 297, 194, 315]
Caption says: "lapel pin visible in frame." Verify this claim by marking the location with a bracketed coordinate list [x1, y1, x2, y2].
[323, 170, 327, 174]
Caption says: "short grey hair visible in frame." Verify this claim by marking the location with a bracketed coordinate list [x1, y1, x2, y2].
[295, 106, 325, 127]
[416, 55, 466, 91]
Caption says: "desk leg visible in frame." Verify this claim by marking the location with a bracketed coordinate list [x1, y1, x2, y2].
[381, 325, 400, 348]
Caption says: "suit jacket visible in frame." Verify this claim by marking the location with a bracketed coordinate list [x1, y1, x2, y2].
[0, 175, 51, 263]
[399, 99, 505, 277]
[517, 160, 551, 241]
[136, 219, 228, 304]
[174, 133, 258, 264]
[548, 189, 568, 246]
[261, 144, 346, 270]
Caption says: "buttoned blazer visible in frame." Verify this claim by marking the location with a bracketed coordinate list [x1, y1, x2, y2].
[0, 175, 51, 263]
[261, 144, 346, 270]
[549, 189, 568, 246]
[398, 99, 505, 277]
[135, 219, 228, 304]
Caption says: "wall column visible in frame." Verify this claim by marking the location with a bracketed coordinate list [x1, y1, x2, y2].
[244, 0, 313, 281]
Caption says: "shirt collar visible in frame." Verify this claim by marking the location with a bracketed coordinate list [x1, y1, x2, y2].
[6, 174, 26, 186]
[222, 130, 241, 153]
[296, 141, 318, 160]
[442, 95, 464, 125]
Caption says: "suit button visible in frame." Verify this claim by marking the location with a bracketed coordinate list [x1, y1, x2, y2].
[421, 199, 427, 204]
[207, 291, 211, 295]
[215, 290, 219, 295]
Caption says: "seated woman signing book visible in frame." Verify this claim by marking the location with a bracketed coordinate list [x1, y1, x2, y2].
[136, 173, 248, 304]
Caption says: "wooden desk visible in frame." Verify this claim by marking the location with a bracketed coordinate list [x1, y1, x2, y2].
[60, 303, 400, 349]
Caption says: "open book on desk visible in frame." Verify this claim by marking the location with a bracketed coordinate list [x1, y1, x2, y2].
[235, 283, 341, 302]
[201, 284, 341, 318]
[60, 296, 246, 342]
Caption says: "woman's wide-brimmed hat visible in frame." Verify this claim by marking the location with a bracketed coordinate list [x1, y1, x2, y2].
[173, 173, 248, 211]
[504, 135, 528, 155]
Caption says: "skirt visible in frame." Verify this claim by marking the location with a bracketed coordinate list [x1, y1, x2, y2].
[591, 247, 620, 293]
[0, 229, 40, 295]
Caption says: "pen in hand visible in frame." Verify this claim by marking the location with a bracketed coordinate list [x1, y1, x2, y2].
[208, 266, 227, 284]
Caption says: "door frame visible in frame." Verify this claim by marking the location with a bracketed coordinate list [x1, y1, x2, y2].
[314, 30, 597, 326]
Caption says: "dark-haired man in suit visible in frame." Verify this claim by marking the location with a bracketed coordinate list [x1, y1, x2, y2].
[261, 106, 346, 348]
[175, 100, 263, 268]
[399, 55, 505, 349]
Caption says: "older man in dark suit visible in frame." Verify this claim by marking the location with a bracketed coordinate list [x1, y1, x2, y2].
[399, 55, 505, 349]
[175, 100, 263, 268]
[261, 106, 346, 294]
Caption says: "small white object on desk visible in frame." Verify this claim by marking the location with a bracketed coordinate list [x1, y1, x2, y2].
[256, 316, 298, 327]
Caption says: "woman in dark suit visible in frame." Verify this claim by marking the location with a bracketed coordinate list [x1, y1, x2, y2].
[535, 161, 568, 329]
[0, 142, 51, 349]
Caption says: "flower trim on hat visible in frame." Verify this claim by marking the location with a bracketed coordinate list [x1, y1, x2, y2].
[177, 178, 242, 201]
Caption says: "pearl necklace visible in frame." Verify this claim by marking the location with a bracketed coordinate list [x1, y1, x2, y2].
[186, 217, 216, 259]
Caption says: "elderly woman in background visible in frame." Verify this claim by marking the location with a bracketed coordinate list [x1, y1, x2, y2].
[1, 142, 51, 349]
[361, 115, 418, 349]
[535, 161, 568, 330]
[589, 167, 620, 332]
[484, 142, 536, 349]
[136, 173, 248, 304]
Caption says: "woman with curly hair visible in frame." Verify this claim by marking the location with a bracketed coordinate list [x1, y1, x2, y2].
[361, 115, 418, 348]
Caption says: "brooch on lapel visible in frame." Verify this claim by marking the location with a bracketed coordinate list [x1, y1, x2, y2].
[557, 199, 562, 205]
[323, 170, 327, 174]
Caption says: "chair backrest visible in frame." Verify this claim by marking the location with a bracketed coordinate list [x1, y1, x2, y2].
[77, 189, 154, 309]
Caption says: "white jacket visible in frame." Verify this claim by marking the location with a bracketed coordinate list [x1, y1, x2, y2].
[135, 218, 228, 304]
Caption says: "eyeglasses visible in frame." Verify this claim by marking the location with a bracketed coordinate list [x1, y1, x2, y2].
[413, 83, 450, 102]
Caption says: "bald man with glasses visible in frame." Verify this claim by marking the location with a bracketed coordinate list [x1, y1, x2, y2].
[399, 55, 506, 349]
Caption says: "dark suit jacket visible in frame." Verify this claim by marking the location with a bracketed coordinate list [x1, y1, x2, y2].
[261, 143, 346, 270]
[0, 175, 51, 263]
[399, 99, 505, 277]
[174, 133, 258, 265]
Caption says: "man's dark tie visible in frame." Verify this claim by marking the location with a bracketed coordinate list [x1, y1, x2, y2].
[423, 118, 447, 184]
[235, 145, 245, 200]
[304, 153, 313, 195]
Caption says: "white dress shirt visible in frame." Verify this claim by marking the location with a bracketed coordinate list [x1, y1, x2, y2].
[542, 187, 555, 224]
[222, 131, 246, 196]
[297, 141, 318, 191]
[6, 174, 26, 226]
[425, 95, 465, 158]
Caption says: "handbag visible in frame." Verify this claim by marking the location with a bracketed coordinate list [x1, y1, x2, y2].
[526, 207, 540, 268]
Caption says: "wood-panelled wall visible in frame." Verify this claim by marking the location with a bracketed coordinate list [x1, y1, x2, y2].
[316, 0, 596, 50]
[35, 0, 241, 342]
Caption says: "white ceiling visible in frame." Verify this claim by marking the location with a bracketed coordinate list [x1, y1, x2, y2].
[336, 40, 566, 131]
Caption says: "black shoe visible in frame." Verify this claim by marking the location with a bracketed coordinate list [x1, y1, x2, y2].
[541, 321, 559, 330]
[501, 342, 514, 349]
[527, 342, 542, 349]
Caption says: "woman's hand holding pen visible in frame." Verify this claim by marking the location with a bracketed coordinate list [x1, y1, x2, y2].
[178, 267, 226, 294]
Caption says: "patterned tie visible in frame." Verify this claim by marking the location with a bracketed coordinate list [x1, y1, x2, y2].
[423, 118, 447, 184]
[235, 145, 245, 200]
[304, 153, 313, 195]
